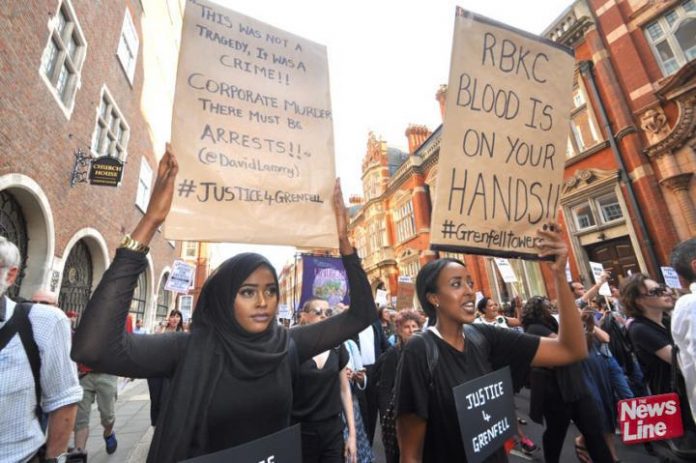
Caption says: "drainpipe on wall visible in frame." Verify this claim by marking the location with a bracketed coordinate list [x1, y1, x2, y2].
[578, 60, 662, 280]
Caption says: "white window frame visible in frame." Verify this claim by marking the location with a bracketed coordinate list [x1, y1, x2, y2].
[395, 198, 416, 243]
[644, 0, 696, 76]
[178, 295, 193, 321]
[182, 241, 198, 259]
[39, 0, 87, 118]
[117, 9, 139, 84]
[90, 86, 130, 161]
[135, 158, 153, 212]
[567, 82, 602, 158]
[570, 191, 625, 231]
[595, 192, 624, 224]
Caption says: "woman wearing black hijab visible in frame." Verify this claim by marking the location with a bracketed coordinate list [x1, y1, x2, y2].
[71, 150, 377, 462]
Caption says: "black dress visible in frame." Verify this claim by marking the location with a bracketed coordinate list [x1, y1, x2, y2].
[396, 326, 539, 463]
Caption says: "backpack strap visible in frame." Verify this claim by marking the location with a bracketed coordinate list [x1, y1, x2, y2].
[16, 303, 43, 419]
[419, 331, 439, 391]
[0, 303, 43, 419]
[288, 337, 299, 387]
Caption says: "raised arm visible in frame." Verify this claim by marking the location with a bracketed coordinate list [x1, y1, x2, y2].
[72, 148, 186, 377]
[531, 223, 588, 367]
[291, 179, 377, 361]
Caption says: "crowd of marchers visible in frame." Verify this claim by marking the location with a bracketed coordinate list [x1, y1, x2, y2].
[1, 149, 695, 463]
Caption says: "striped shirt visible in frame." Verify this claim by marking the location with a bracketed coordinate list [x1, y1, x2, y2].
[0, 296, 82, 463]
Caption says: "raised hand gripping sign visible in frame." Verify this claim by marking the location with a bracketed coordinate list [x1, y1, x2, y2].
[166, 0, 337, 248]
[430, 8, 575, 259]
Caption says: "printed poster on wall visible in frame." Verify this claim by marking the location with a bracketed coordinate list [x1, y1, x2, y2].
[299, 255, 350, 309]
[430, 8, 575, 259]
[165, 0, 337, 248]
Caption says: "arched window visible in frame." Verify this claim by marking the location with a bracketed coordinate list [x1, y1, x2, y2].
[130, 271, 147, 321]
[0, 190, 28, 299]
[156, 273, 171, 320]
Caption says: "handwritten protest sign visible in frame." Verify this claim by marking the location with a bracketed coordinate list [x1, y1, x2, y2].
[166, 0, 337, 247]
[493, 258, 517, 283]
[165, 260, 196, 293]
[430, 8, 574, 259]
[661, 266, 682, 289]
[589, 261, 612, 297]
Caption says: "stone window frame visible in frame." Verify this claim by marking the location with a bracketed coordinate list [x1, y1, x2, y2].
[116, 8, 140, 84]
[39, 0, 87, 118]
[90, 86, 130, 161]
[182, 241, 198, 259]
[644, 0, 696, 76]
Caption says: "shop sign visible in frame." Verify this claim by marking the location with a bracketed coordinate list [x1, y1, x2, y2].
[89, 156, 124, 187]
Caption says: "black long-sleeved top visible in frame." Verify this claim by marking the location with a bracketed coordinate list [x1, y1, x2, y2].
[71, 249, 376, 454]
[72, 249, 376, 376]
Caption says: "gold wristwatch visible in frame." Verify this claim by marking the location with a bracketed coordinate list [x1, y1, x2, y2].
[119, 234, 150, 254]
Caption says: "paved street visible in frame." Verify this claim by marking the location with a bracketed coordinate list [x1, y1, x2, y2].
[81, 379, 152, 463]
[89, 380, 670, 462]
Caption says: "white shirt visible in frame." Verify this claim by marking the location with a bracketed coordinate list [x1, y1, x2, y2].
[358, 325, 376, 366]
[0, 297, 82, 463]
[672, 283, 696, 424]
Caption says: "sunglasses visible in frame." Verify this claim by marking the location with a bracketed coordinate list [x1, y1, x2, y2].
[643, 285, 669, 297]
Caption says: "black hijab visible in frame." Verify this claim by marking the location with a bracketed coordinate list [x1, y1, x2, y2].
[148, 252, 289, 462]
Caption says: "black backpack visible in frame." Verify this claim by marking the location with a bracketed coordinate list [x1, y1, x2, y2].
[0, 302, 46, 429]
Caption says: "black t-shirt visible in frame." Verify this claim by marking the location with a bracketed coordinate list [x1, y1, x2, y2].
[629, 316, 673, 395]
[292, 345, 349, 422]
[396, 325, 540, 463]
[525, 323, 588, 402]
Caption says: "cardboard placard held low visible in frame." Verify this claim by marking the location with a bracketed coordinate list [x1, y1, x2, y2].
[182, 424, 301, 462]
[453, 367, 516, 462]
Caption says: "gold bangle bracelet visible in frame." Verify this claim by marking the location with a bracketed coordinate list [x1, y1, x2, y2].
[119, 234, 150, 254]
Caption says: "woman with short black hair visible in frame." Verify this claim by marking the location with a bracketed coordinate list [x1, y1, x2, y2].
[396, 223, 594, 463]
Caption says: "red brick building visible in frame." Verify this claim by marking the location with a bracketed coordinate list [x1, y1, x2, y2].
[346, 0, 696, 305]
[544, 0, 695, 288]
[0, 0, 182, 328]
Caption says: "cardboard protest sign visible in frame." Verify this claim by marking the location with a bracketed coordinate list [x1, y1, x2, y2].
[166, 0, 337, 247]
[453, 366, 516, 462]
[165, 260, 196, 293]
[430, 8, 574, 259]
[396, 275, 415, 311]
[618, 393, 683, 444]
[493, 258, 517, 283]
[661, 266, 682, 289]
[589, 261, 612, 296]
[182, 423, 301, 462]
[375, 289, 389, 307]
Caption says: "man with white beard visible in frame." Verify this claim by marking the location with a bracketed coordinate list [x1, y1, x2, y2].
[0, 236, 82, 463]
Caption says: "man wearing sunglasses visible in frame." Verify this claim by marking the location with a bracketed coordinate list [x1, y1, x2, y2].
[620, 274, 675, 396]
